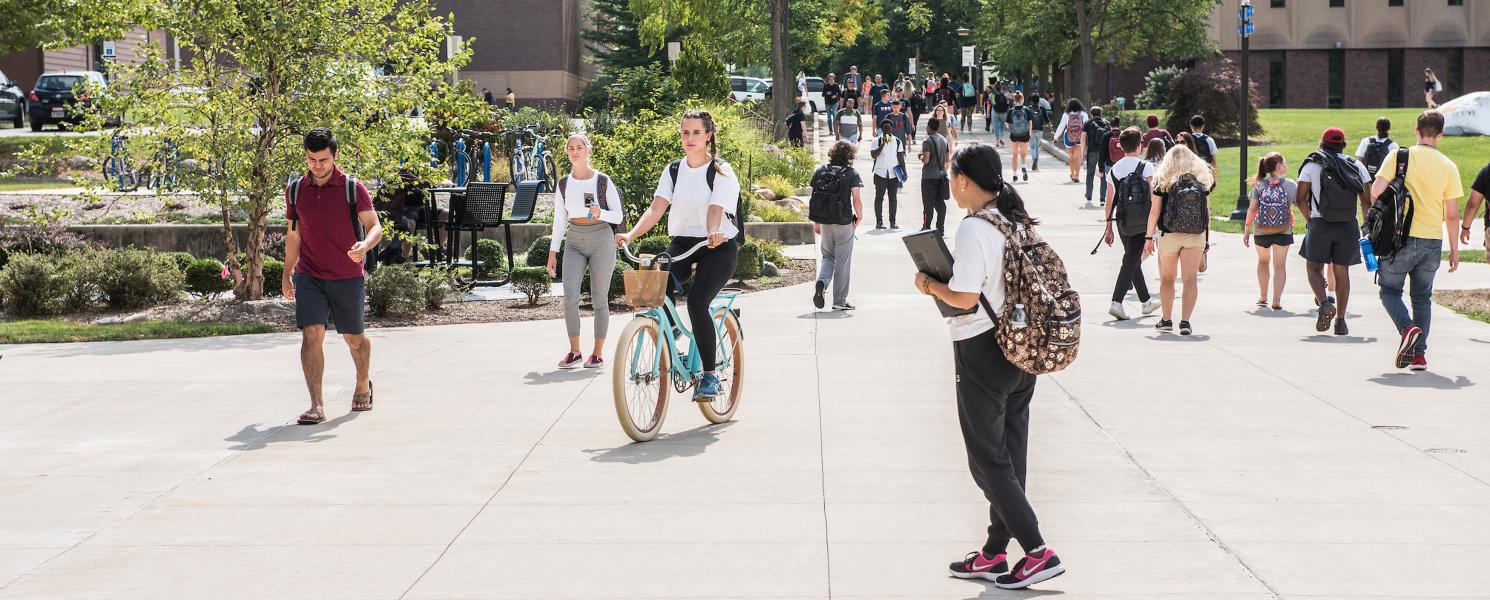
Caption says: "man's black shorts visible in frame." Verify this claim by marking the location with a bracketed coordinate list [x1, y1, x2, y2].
[1298, 218, 1362, 266]
[293, 272, 367, 334]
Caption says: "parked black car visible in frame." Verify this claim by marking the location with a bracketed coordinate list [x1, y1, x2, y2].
[28, 71, 115, 131]
[0, 70, 24, 128]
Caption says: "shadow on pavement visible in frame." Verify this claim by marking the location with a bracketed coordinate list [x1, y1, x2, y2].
[1099, 318, 1154, 330]
[1369, 372, 1474, 390]
[798, 311, 852, 320]
[957, 582, 1066, 598]
[1299, 336, 1379, 344]
[223, 410, 361, 450]
[1470, 338, 1490, 344]
[1249, 308, 1297, 318]
[582, 422, 735, 464]
[1145, 334, 1212, 342]
[523, 369, 602, 385]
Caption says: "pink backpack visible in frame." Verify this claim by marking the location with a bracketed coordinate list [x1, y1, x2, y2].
[1065, 112, 1084, 142]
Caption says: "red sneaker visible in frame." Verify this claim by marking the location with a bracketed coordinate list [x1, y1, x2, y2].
[1396, 326, 1422, 369]
[1409, 354, 1427, 371]
[948, 551, 1008, 581]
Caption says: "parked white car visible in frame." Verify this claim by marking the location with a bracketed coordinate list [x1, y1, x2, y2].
[730, 76, 770, 103]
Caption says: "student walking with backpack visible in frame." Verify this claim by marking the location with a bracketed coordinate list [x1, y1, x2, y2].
[1053, 99, 1088, 184]
[836, 97, 863, 144]
[1142, 144, 1214, 335]
[1029, 93, 1051, 171]
[869, 119, 907, 229]
[921, 118, 952, 235]
[1080, 107, 1110, 207]
[282, 128, 382, 425]
[1243, 152, 1298, 311]
[959, 79, 977, 133]
[1188, 115, 1219, 177]
[1005, 92, 1035, 182]
[1101, 128, 1161, 321]
[823, 73, 842, 137]
[1295, 127, 1372, 337]
[1356, 118, 1398, 180]
[614, 109, 742, 400]
[991, 86, 1011, 146]
[810, 141, 865, 311]
[1140, 114, 1174, 150]
[1098, 117, 1124, 198]
[548, 133, 624, 370]
[911, 143, 1066, 590]
[1370, 110, 1462, 371]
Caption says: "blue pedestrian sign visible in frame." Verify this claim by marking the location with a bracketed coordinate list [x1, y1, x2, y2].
[1237, 22, 1255, 37]
[1238, 4, 1254, 20]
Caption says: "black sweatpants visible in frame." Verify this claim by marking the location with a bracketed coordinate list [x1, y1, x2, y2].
[873, 174, 899, 227]
[921, 177, 949, 234]
[663, 236, 740, 372]
[1112, 232, 1152, 303]
[954, 328, 1045, 556]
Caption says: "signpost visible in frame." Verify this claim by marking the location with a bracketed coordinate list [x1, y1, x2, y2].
[102, 40, 116, 60]
[908, 57, 916, 76]
[1231, 1, 1254, 220]
[667, 41, 681, 63]
[961, 45, 975, 90]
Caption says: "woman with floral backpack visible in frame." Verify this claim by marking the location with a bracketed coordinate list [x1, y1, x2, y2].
[913, 143, 1067, 590]
[1053, 99, 1088, 183]
[1244, 152, 1298, 311]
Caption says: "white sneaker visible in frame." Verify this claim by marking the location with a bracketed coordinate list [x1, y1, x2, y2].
[1108, 302, 1128, 321]
[1141, 298, 1161, 315]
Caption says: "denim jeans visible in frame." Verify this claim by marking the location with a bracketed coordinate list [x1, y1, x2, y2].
[1030, 130, 1042, 165]
[1377, 236, 1442, 355]
[825, 102, 839, 135]
[1084, 152, 1107, 202]
[992, 111, 1007, 140]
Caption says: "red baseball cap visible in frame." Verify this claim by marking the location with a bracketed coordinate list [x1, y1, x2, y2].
[1321, 127, 1346, 144]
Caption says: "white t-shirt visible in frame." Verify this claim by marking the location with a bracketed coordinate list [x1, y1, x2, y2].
[946, 213, 1009, 341]
[868, 134, 906, 179]
[550, 172, 624, 251]
[1355, 136, 1400, 173]
[1106, 156, 1155, 188]
[653, 158, 742, 238]
[1297, 152, 1370, 219]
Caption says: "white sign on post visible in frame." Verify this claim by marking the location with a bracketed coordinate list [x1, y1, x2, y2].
[667, 41, 681, 63]
[961, 46, 975, 68]
[908, 58, 917, 75]
[101, 40, 116, 59]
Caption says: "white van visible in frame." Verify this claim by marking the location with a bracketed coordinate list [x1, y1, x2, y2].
[730, 76, 770, 103]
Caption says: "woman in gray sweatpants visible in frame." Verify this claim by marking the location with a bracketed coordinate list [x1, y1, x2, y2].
[547, 133, 623, 369]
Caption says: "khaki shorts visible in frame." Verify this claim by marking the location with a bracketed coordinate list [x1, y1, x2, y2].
[1158, 232, 1206, 256]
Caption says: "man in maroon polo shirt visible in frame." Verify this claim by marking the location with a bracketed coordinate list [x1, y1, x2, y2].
[281, 128, 382, 425]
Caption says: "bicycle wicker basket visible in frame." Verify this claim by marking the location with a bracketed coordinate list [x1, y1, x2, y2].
[623, 260, 669, 308]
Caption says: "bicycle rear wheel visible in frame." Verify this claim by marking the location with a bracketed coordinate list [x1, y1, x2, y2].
[541, 152, 558, 193]
[509, 153, 527, 186]
[613, 317, 671, 442]
[698, 307, 743, 423]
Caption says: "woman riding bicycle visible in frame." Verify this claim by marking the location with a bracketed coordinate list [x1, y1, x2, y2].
[614, 109, 741, 400]
[548, 132, 622, 370]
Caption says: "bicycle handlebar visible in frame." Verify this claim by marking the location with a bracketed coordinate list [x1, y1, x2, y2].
[619, 239, 710, 267]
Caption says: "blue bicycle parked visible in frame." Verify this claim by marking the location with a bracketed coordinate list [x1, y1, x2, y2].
[612, 240, 745, 442]
[509, 127, 557, 193]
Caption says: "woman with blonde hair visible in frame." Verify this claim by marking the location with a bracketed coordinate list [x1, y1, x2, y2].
[931, 101, 959, 148]
[1142, 144, 1214, 335]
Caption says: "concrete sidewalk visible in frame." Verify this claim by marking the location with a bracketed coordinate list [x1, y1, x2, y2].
[3, 118, 1490, 599]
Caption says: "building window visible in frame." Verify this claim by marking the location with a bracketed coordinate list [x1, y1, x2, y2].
[1269, 52, 1287, 108]
[1328, 49, 1345, 109]
[1329, 0, 1344, 6]
[1448, 47, 1464, 97]
[1271, 0, 1285, 6]
[1449, 0, 1463, 4]
[1387, 49, 1404, 108]
[1388, 0, 1402, 5]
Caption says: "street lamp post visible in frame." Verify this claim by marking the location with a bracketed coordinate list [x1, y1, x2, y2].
[1231, 1, 1255, 221]
[956, 28, 972, 85]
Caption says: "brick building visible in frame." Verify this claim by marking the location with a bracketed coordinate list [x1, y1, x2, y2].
[0, 30, 167, 96]
[435, 0, 597, 110]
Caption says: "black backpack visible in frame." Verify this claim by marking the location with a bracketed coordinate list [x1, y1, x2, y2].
[1362, 137, 1394, 177]
[287, 175, 374, 271]
[557, 172, 623, 233]
[1302, 150, 1365, 223]
[1114, 166, 1152, 237]
[1191, 132, 1214, 162]
[668, 158, 744, 242]
[993, 92, 1009, 113]
[1160, 175, 1209, 234]
[808, 165, 856, 225]
[1364, 148, 1415, 260]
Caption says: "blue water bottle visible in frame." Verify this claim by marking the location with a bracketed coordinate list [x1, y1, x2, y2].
[1359, 237, 1379, 272]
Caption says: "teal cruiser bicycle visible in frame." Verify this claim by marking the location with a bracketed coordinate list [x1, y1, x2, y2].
[612, 240, 745, 442]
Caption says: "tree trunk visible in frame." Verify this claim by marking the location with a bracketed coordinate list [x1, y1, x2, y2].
[769, 0, 792, 139]
[1072, 0, 1093, 104]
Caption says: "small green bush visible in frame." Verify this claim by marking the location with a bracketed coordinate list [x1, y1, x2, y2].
[418, 265, 460, 310]
[752, 201, 807, 223]
[365, 264, 422, 317]
[163, 252, 196, 273]
[635, 235, 671, 257]
[1163, 58, 1262, 140]
[0, 253, 65, 316]
[526, 235, 563, 279]
[510, 266, 553, 305]
[466, 238, 506, 272]
[755, 174, 796, 201]
[97, 248, 185, 310]
[1137, 65, 1185, 110]
[581, 260, 632, 301]
[733, 241, 762, 280]
[262, 258, 285, 297]
[57, 250, 101, 313]
[753, 237, 790, 268]
[184, 258, 232, 299]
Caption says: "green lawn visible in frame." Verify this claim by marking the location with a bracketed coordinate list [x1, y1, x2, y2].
[1210, 108, 1490, 234]
[1446, 249, 1487, 263]
[0, 180, 76, 192]
[0, 320, 275, 343]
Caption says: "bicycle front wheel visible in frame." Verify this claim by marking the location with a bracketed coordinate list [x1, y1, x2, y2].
[698, 307, 744, 423]
[509, 153, 526, 186]
[613, 317, 671, 442]
[541, 152, 558, 193]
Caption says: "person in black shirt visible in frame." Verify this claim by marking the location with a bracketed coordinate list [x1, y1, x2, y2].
[1460, 162, 1490, 252]
[823, 73, 843, 137]
[786, 101, 807, 147]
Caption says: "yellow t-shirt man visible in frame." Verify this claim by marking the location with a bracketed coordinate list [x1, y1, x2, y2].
[1376, 145, 1463, 240]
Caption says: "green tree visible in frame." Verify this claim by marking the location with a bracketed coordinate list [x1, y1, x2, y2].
[0, 0, 141, 55]
[72, 0, 482, 299]
[671, 37, 729, 101]
[584, 0, 669, 71]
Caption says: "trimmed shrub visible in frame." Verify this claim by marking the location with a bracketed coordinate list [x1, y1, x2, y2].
[57, 250, 101, 313]
[97, 248, 185, 310]
[526, 235, 562, 279]
[466, 239, 507, 274]
[1137, 65, 1185, 110]
[262, 259, 285, 297]
[755, 174, 796, 201]
[163, 252, 196, 273]
[1163, 59, 1263, 140]
[733, 241, 762, 280]
[752, 201, 807, 223]
[184, 258, 232, 299]
[0, 219, 94, 270]
[510, 266, 553, 305]
[418, 265, 460, 310]
[581, 259, 632, 301]
[753, 237, 790, 268]
[635, 235, 671, 257]
[365, 264, 422, 317]
[0, 253, 65, 316]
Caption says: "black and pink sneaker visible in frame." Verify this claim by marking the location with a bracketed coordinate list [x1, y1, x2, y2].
[948, 551, 1008, 581]
[557, 352, 584, 369]
[584, 355, 605, 369]
[994, 548, 1065, 589]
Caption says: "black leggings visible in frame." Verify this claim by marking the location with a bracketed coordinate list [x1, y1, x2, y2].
[873, 174, 899, 227]
[663, 237, 740, 372]
[954, 328, 1045, 556]
[1112, 232, 1152, 303]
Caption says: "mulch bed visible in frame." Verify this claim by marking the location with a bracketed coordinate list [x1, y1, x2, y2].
[1436, 289, 1490, 322]
[32, 259, 817, 333]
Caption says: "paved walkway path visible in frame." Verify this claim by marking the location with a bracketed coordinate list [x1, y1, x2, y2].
[4, 117, 1490, 599]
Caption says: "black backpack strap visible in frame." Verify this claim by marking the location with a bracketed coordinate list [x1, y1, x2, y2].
[286, 177, 302, 231]
[596, 173, 609, 211]
[345, 176, 364, 240]
[557, 175, 568, 200]
[668, 159, 681, 191]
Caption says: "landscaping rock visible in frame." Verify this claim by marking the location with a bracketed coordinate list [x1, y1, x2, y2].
[745, 214, 764, 223]
[93, 316, 124, 325]
[762, 261, 779, 277]
[793, 186, 811, 197]
[755, 188, 777, 202]
[244, 299, 295, 317]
